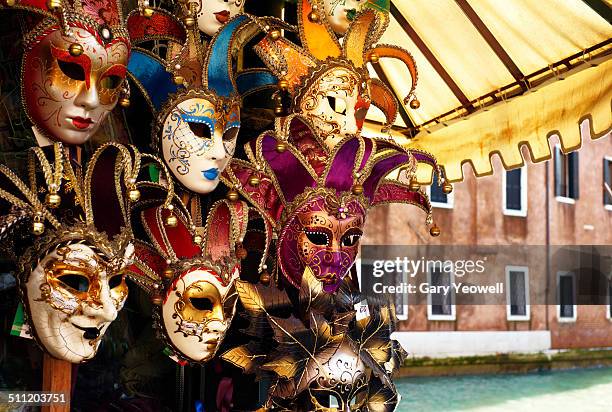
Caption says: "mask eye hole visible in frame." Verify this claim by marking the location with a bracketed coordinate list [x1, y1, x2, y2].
[326, 95, 347, 115]
[305, 230, 330, 246]
[355, 106, 368, 121]
[58, 60, 85, 81]
[341, 230, 362, 247]
[190, 297, 213, 311]
[223, 127, 239, 142]
[108, 274, 124, 289]
[57, 273, 89, 293]
[99, 75, 122, 89]
[188, 122, 212, 139]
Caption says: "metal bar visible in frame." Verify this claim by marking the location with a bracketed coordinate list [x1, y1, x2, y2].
[371, 64, 415, 129]
[390, 1, 473, 109]
[581, 0, 612, 24]
[455, 0, 527, 89]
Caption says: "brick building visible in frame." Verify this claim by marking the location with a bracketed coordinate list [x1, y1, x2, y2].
[361, 126, 612, 357]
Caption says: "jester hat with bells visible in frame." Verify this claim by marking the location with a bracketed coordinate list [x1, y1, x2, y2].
[123, 181, 269, 364]
[0, 142, 172, 363]
[221, 115, 441, 296]
[126, 8, 280, 194]
[1, 0, 132, 145]
[254, 0, 419, 148]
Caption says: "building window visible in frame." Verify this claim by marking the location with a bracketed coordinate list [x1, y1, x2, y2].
[357, 259, 408, 320]
[554, 145, 579, 202]
[427, 268, 455, 320]
[607, 281, 611, 321]
[604, 157, 612, 209]
[505, 266, 530, 321]
[557, 272, 577, 322]
[503, 167, 527, 217]
[427, 173, 454, 209]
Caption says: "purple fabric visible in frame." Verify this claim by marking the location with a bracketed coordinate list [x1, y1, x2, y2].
[412, 151, 437, 168]
[261, 134, 317, 203]
[325, 138, 360, 193]
[363, 153, 410, 201]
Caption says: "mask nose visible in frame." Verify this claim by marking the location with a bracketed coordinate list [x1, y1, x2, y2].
[209, 132, 227, 161]
[82, 282, 117, 323]
[73, 81, 100, 112]
[206, 319, 227, 334]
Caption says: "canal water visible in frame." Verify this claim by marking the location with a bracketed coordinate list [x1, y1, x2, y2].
[396, 366, 612, 411]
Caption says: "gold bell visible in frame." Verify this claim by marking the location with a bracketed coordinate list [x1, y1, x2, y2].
[274, 106, 284, 116]
[46, 0, 62, 12]
[227, 189, 240, 202]
[119, 97, 130, 108]
[142, 7, 154, 18]
[5, 0, 16, 7]
[193, 234, 203, 245]
[184, 16, 195, 27]
[248, 176, 261, 187]
[409, 180, 420, 192]
[236, 244, 248, 260]
[260, 271, 271, 286]
[129, 188, 141, 202]
[352, 184, 364, 195]
[32, 220, 45, 236]
[165, 214, 178, 227]
[369, 53, 380, 64]
[45, 193, 61, 208]
[442, 181, 453, 194]
[269, 30, 281, 41]
[68, 43, 83, 57]
[409, 98, 421, 109]
[173, 75, 184, 85]
[429, 224, 441, 237]
[308, 11, 320, 23]
[278, 79, 289, 91]
[275, 142, 287, 153]
[163, 268, 175, 279]
[151, 294, 164, 305]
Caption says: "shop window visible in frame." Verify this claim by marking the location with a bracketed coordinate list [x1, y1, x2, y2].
[503, 167, 527, 217]
[604, 157, 612, 209]
[427, 268, 455, 320]
[505, 266, 530, 320]
[554, 145, 579, 202]
[428, 173, 454, 209]
[557, 272, 577, 322]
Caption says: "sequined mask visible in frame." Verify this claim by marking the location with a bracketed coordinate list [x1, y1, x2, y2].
[160, 95, 239, 193]
[162, 266, 239, 363]
[195, 0, 245, 36]
[25, 243, 132, 363]
[22, 27, 129, 145]
[299, 66, 370, 150]
[279, 195, 364, 294]
[323, 0, 366, 36]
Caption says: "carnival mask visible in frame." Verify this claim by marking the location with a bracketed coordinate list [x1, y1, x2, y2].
[161, 266, 239, 363]
[298, 67, 370, 150]
[279, 196, 364, 294]
[24, 243, 132, 363]
[196, 0, 245, 36]
[22, 27, 129, 145]
[160, 95, 239, 193]
[323, 0, 365, 36]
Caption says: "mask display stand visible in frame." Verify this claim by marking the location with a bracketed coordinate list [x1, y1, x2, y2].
[42, 354, 71, 412]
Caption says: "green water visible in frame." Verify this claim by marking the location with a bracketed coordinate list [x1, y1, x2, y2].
[396, 367, 612, 412]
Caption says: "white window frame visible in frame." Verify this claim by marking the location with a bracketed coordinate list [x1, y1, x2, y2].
[554, 144, 577, 205]
[607, 279, 612, 321]
[426, 184, 454, 209]
[557, 271, 577, 322]
[604, 156, 612, 211]
[505, 266, 530, 321]
[427, 268, 456, 321]
[502, 166, 528, 217]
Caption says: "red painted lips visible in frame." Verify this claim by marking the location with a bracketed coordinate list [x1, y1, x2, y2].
[71, 116, 93, 130]
[214, 10, 230, 24]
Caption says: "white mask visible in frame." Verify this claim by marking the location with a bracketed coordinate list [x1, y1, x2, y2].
[25, 243, 130, 363]
[160, 96, 239, 194]
[323, 0, 365, 36]
[196, 0, 246, 36]
[161, 267, 239, 362]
